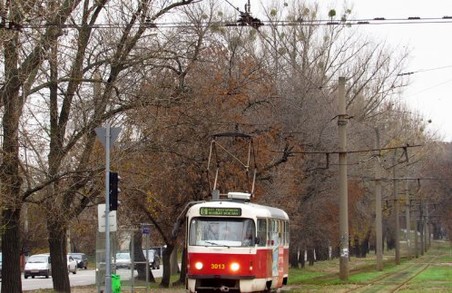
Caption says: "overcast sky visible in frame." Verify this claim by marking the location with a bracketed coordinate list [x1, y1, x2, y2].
[351, 0, 452, 142]
[227, 0, 452, 141]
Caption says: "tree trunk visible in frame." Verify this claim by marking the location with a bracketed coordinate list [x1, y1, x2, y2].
[170, 246, 179, 274]
[300, 249, 306, 268]
[132, 231, 155, 282]
[1, 32, 25, 292]
[48, 220, 70, 293]
[160, 243, 174, 287]
[307, 249, 315, 266]
[360, 233, 370, 258]
[315, 244, 329, 261]
[289, 248, 299, 268]
[353, 235, 360, 257]
[175, 247, 187, 286]
[1, 209, 23, 293]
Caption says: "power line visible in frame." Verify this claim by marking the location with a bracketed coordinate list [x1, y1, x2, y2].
[399, 65, 452, 76]
[4, 16, 452, 31]
[406, 78, 452, 98]
[418, 65, 452, 73]
[276, 144, 422, 155]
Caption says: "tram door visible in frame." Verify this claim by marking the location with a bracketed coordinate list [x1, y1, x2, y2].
[270, 219, 284, 288]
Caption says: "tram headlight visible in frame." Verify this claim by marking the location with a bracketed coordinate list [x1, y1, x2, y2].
[194, 262, 203, 270]
[230, 262, 240, 272]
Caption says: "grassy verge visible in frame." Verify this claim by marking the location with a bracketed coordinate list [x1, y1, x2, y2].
[285, 240, 452, 292]
[28, 240, 452, 293]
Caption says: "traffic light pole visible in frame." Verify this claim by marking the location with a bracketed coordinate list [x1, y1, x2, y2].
[95, 124, 121, 293]
[105, 124, 112, 293]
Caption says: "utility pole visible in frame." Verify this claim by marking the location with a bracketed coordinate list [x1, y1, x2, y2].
[419, 199, 425, 256]
[374, 128, 383, 270]
[392, 152, 400, 265]
[425, 204, 430, 251]
[338, 77, 349, 280]
[414, 217, 419, 258]
[405, 180, 411, 258]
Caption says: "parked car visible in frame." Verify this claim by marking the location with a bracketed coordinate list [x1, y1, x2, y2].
[24, 254, 51, 279]
[143, 249, 161, 270]
[115, 252, 131, 269]
[68, 252, 88, 269]
[67, 255, 77, 274]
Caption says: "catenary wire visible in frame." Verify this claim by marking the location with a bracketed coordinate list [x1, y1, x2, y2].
[3, 16, 452, 30]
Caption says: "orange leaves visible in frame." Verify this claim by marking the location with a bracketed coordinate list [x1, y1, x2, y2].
[348, 180, 371, 238]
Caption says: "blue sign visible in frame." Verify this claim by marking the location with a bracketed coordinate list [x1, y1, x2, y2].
[142, 226, 150, 235]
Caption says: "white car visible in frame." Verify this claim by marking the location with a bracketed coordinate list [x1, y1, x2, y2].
[115, 252, 131, 269]
[24, 254, 51, 279]
[67, 255, 77, 274]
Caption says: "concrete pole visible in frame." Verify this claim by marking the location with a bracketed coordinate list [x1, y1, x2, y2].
[425, 204, 430, 252]
[423, 216, 427, 253]
[405, 180, 411, 258]
[414, 219, 419, 258]
[374, 128, 383, 271]
[419, 201, 425, 256]
[392, 153, 400, 265]
[337, 77, 349, 280]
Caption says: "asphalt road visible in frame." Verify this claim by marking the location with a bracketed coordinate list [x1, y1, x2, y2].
[1, 267, 163, 292]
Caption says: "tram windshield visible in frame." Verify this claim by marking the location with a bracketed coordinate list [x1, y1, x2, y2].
[189, 217, 256, 247]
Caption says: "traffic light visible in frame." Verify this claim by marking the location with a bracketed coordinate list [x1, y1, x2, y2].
[109, 172, 119, 211]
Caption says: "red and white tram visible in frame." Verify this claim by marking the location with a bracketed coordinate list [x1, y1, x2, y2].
[186, 192, 289, 293]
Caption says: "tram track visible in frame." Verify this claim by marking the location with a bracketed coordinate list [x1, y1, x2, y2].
[344, 254, 442, 293]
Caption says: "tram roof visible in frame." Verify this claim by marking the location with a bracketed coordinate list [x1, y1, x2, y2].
[188, 200, 289, 220]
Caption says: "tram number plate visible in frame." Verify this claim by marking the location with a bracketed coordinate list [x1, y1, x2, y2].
[211, 263, 226, 270]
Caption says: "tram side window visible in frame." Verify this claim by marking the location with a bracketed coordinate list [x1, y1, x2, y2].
[277, 220, 281, 244]
[280, 220, 285, 245]
[257, 219, 267, 247]
[270, 219, 278, 245]
[282, 221, 286, 245]
[241, 219, 256, 246]
[284, 221, 290, 245]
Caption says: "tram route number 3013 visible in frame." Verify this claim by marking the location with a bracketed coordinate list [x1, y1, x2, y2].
[211, 263, 226, 270]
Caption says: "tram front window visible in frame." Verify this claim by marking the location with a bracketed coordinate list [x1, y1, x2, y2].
[189, 218, 256, 247]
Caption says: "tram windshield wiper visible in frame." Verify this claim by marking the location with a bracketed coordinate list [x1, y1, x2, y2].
[204, 241, 230, 248]
[204, 241, 222, 246]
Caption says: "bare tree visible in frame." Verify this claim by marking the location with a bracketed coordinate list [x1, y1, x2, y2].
[1, 0, 84, 291]
[1, 0, 198, 292]
[244, 0, 420, 266]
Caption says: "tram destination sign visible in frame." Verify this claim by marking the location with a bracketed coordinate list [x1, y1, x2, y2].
[200, 207, 242, 216]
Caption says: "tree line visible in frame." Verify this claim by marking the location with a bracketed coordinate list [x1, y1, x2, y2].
[0, 0, 450, 292]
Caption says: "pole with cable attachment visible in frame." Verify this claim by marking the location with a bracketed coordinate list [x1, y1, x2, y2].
[338, 77, 349, 280]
